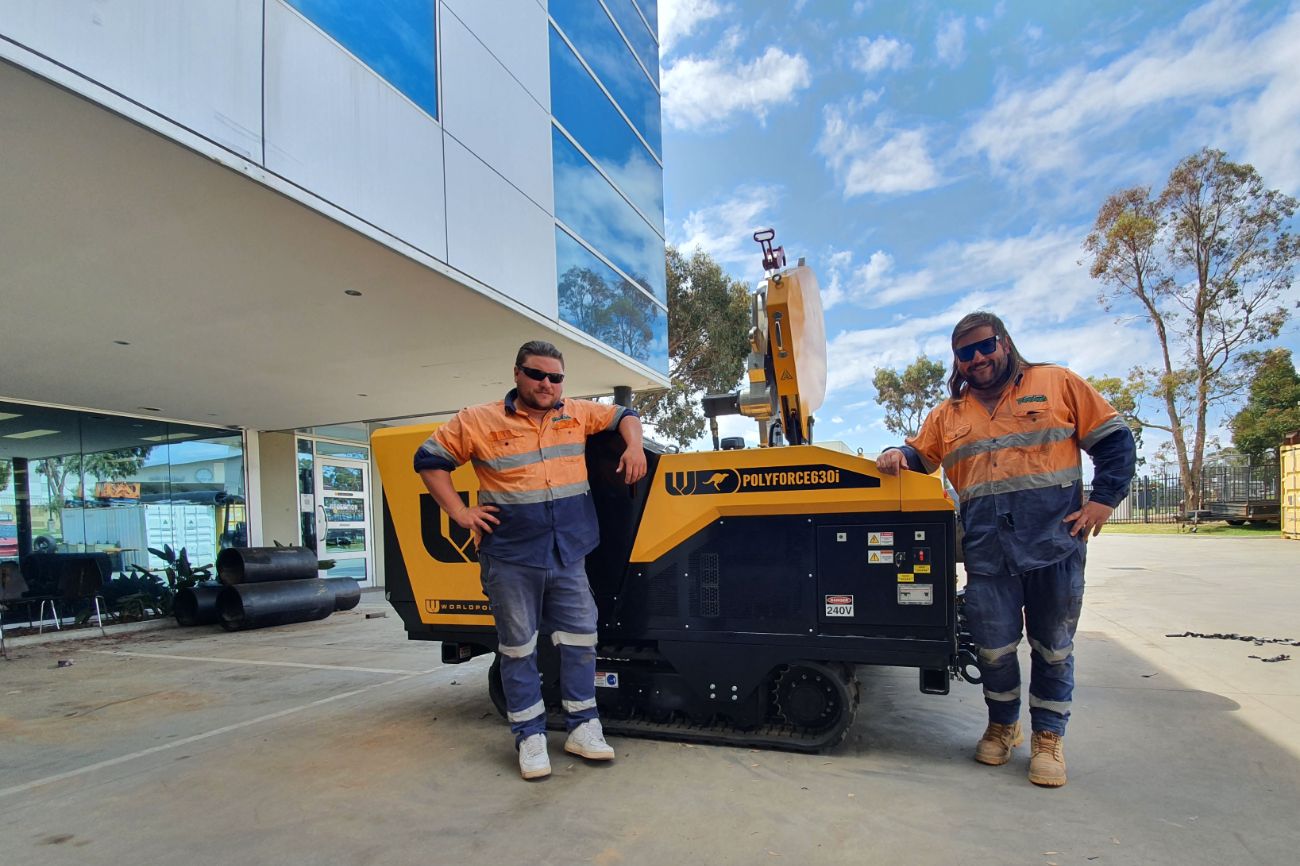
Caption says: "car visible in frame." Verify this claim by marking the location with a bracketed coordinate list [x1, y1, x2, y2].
[0, 522, 17, 559]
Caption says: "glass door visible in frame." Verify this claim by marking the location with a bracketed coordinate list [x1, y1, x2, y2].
[314, 457, 371, 585]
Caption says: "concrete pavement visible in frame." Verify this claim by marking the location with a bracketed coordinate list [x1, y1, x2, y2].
[1, 535, 1297, 865]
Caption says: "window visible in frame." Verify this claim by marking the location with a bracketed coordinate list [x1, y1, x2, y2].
[549, 27, 663, 227]
[285, 0, 438, 119]
[556, 228, 667, 372]
[605, 0, 659, 85]
[550, 0, 661, 156]
[553, 127, 666, 305]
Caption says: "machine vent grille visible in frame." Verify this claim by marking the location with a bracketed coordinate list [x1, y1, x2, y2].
[696, 552, 720, 617]
[648, 564, 678, 617]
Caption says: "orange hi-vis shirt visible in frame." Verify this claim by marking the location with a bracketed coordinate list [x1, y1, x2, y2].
[414, 390, 634, 567]
[902, 365, 1134, 576]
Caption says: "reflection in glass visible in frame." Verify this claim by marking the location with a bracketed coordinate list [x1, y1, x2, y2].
[0, 401, 245, 581]
[549, 2, 661, 156]
[557, 228, 668, 373]
[635, 0, 657, 32]
[322, 465, 364, 493]
[550, 29, 663, 226]
[325, 526, 367, 554]
[316, 440, 369, 459]
[324, 496, 365, 523]
[327, 558, 367, 582]
[285, 0, 438, 119]
[553, 128, 666, 304]
[605, 0, 659, 85]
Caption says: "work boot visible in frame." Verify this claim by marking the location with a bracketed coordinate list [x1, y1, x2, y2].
[564, 719, 615, 760]
[1028, 731, 1067, 787]
[518, 733, 551, 780]
[974, 720, 1023, 766]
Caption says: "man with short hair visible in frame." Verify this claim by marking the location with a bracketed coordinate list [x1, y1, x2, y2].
[414, 340, 647, 780]
[876, 312, 1135, 787]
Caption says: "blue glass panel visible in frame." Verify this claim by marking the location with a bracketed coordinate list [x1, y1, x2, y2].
[553, 127, 666, 304]
[550, 30, 663, 227]
[557, 228, 668, 373]
[550, 0, 661, 156]
[606, 0, 659, 86]
[287, 0, 437, 119]
[634, 0, 657, 33]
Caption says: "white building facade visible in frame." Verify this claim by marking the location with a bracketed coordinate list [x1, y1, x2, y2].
[0, 0, 665, 589]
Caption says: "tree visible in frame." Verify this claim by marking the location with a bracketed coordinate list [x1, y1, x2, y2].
[1086, 375, 1145, 462]
[1083, 148, 1297, 509]
[635, 246, 752, 447]
[873, 356, 946, 438]
[1231, 348, 1300, 460]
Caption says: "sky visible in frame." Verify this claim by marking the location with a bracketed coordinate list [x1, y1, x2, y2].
[654, 0, 1300, 461]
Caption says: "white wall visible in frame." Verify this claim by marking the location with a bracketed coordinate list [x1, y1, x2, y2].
[263, 0, 448, 260]
[439, 6, 553, 213]
[444, 137, 558, 317]
[441, 0, 550, 110]
[0, 0, 263, 160]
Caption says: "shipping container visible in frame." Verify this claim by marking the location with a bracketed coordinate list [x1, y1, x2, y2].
[1283, 441, 1300, 540]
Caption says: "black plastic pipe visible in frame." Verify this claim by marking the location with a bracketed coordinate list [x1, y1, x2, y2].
[218, 579, 334, 631]
[216, 546, 318, 585]
[174, 585, 222, 626]
[323, 577, 361, 611]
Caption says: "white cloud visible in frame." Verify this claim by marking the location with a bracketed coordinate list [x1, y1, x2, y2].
[673, 184, 784, 268]
[967, 1, 1300, 187]
[817, 106, 943, 197]
[818, 226, 1165, 397]
[935, 16, 967, 67]
[849, 36, 913, 75]
[658, 0, 729, 57]
[663, 46, 813, 131]
[820, 249, 855, 309]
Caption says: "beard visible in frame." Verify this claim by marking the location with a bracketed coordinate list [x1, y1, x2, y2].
[516, 388, 557, 411]
[966, 354, 1014, 394]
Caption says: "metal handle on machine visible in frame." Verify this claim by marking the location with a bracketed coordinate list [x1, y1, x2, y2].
[772, 312, 786, 358]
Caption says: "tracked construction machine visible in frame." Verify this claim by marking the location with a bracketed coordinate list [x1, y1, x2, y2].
[374, 230, 977, 751]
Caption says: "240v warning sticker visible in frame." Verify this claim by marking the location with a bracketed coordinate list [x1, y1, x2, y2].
[825, 594, 855, 617]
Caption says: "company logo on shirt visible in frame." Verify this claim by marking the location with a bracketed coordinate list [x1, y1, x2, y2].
[1016, 394, 1048, 403]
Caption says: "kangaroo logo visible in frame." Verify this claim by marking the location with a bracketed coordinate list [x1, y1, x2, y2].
[421, 491, 479, 563]
[666, 468, 740, 496]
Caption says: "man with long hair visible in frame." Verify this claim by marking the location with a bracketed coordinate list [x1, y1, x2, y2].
[877, 312, 1135, 787]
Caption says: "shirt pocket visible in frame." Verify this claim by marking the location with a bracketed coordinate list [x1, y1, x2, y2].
[1009, 403, 1059, 473]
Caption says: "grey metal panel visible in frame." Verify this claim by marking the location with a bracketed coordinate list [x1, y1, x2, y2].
[441, 0, 550, 110]
[444, 137, 558, 318]
[264, 0, 447, 260]
[440, 7, 554, 213]
[0, 0, 262, 161]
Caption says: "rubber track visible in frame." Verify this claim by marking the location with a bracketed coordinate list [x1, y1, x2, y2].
[546, 677, 861, 754]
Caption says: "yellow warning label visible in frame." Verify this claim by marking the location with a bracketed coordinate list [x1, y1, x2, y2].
[868, 531, 895, 546]
[868, 549, 893, 564]
[897, 573, 915, 583]
[914, 564, 931, 574]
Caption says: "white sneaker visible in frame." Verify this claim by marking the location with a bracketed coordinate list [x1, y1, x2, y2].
[518, 733, 550, 780]
[564, 719, 615, 761]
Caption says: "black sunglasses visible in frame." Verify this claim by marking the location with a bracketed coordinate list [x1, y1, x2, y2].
[955, 335, 1000, 363]
[518, 364, 565, 384]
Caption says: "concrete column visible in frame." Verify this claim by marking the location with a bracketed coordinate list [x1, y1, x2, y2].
[254, 431, 300, 548]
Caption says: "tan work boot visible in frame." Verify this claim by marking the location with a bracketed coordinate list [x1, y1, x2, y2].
[974, 721, 1023, 766]
[1028, 731, 1067, 787]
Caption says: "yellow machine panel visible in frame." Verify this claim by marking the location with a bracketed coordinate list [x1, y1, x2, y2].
[372, 423, 491, 627]
[631, 445, 951, 564]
